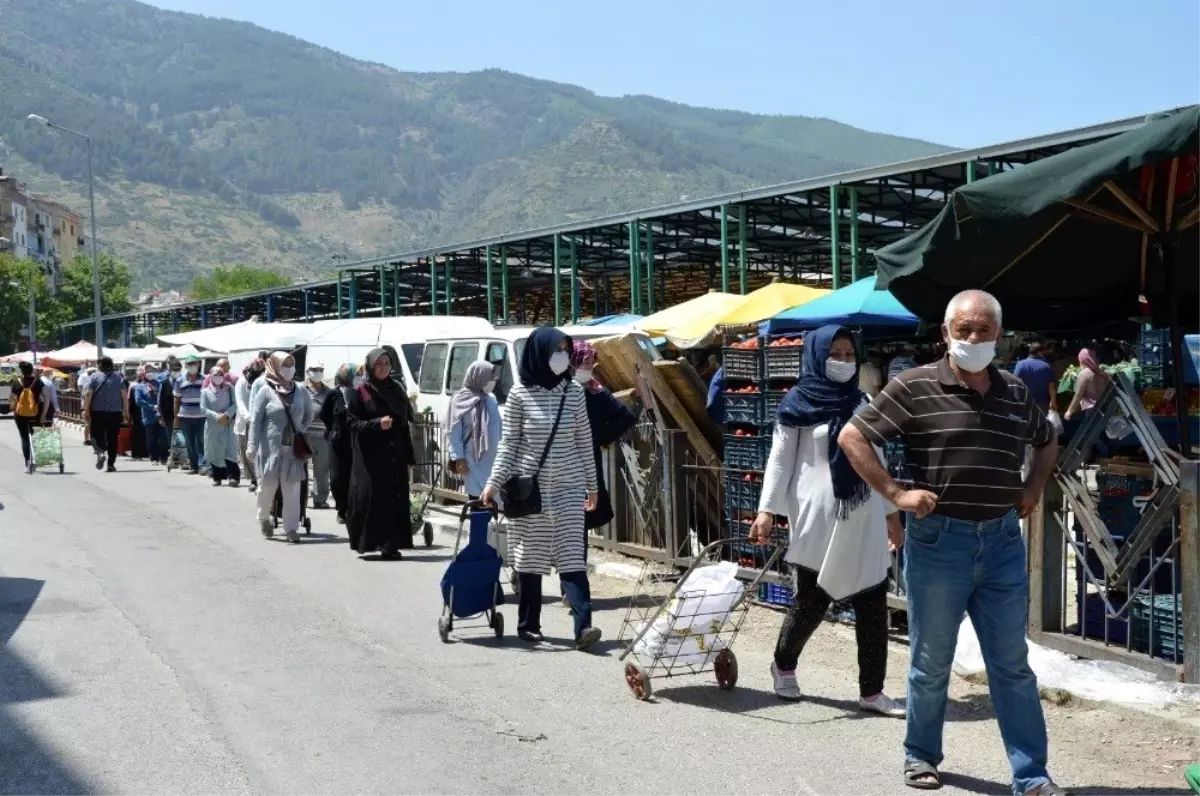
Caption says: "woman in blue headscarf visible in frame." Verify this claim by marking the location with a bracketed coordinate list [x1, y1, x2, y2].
[481, 326, 600, 649]
[749, 325, 903, 716]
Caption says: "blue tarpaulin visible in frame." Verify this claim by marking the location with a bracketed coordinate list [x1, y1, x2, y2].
[761, 275, 918, 335]
[579, 313, 643, 327]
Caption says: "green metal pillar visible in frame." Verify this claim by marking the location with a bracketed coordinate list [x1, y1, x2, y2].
[499, 244, 509, 324]
[336, 270, 344, 320]
[829, 187, 842, 290]
[485, 246, 495, 322]
[737, 204, 748, 295]
[378, 264, 387, 317]
[348, 272, 359, 318]
[643, 225, 655, 313]
[392, 264, 399, 316]
[552, 235, 562, 326]
[719, 205, 730, 292]
[569, 236, 579, 324]
[627, 222, 641, 315]
[444, 256, 452, 315]
[965, 161, 975, 184]
[429, 257, 437, 316]
[848, 187, 860, 283]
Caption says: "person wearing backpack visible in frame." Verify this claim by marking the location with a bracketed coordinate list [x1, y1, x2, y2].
[84, 356, 130, 473]
[12, 361, 47, 473]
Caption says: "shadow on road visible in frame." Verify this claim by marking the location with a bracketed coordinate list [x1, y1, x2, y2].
[0, 576, 91, 794]
[939, 771, 1193, 796]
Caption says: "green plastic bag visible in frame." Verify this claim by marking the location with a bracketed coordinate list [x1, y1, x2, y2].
[32, 428, 60, 467]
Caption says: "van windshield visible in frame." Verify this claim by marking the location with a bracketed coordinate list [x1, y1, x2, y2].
[401, 343, 424, 383]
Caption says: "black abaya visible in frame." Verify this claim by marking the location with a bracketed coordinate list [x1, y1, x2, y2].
[345, 383, 416, 555]
[321, 387, 352, 520]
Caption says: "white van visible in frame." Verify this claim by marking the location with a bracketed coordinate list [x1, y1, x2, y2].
[226, 316, 493, 394]
[415, 323, 660, 419]
[0, 362, 16, 414]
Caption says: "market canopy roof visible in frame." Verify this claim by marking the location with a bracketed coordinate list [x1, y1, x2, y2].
[875, 107, 1200, 331]
[156, 318, 261, 352]
[664, 281, 829, 348]
[39, 340, 99, 368]
[634, 291, 745, 337]
[762, 275, 919, 335]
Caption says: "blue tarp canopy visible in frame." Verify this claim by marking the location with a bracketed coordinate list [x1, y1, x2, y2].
[579, 313, 643, 327]
[761, 275, 919, 335]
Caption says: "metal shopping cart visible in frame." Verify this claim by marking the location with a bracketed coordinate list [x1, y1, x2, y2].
[617, 538, 783, 700]
[409, 460, 442, 548]
[30, 425, 65, 474]
[166, 429, 190, 472]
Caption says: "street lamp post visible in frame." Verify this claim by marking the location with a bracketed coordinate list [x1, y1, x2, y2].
[27, 113, 103, 356]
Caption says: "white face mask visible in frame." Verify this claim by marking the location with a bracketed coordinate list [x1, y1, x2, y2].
[211, 375, 225, 387]
[186, 364, 199, 374]
[308, 371, 324, 383]
[947, 337, 996, 373]
[352, 376, 365, 388]
[549, 351, 570, 375]
[574, 368, 593, 384]
[825, 359, 857, 383]
[280, 366, 296, 381]
[484, 380, 496, 394]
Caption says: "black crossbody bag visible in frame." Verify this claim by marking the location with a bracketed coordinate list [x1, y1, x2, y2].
[500, 389, 568, 518]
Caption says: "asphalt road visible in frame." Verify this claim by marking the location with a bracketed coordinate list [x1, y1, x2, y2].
[0, 424, 1190, 795]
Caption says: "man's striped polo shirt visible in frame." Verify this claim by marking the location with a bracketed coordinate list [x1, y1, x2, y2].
[850, 356, 1054, 522]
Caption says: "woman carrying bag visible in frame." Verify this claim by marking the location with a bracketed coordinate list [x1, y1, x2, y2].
[248, 351, 314, 543]
[346, 348, 417, 560]
[445, 360, 501, 500]
[481, 326, 600, 649]
[749, 325, 904, 716]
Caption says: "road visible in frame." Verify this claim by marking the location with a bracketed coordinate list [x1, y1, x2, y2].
[0, 424, 1192, 795]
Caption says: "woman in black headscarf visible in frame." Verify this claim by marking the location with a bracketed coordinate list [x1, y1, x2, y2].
[320, 363, 356, 525]
[346, 347, 416, 559]
[480, 326, 600, 648]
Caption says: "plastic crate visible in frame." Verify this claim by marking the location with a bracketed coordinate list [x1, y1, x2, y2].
[758, 581, 794, 607]
[764, 342, 803, 380]
[763, 390, 788, 423]
[722, 345, 763, 381]
[1139, 329, 1172, 367]
[1131, 593, 1182, 661]
[1140, 364, 1169, 389]
[723, 474, 762, 512]
[724, 433, 768, 471]
[723, 391, 764, 425]
[1073, 591, 1129, 646]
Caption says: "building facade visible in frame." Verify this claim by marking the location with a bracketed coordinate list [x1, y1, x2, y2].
[0, 169, 82, 293]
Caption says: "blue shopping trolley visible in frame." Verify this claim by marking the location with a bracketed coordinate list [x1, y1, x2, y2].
[437, 501, 505, 642]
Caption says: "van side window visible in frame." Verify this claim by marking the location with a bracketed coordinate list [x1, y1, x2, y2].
[485, 342, 511, 403]
[444, 343, 480, 394]
[418, 343, 448, 394]
[401, 344, 424, 383]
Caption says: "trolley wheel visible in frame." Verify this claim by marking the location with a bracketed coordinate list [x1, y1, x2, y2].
[437, 616, 451, 644]
[714, 648, 738, 690]
[423, 521, 434, 548]
[491, 612, 504, 639]
[624, 662, 652, 701]
[303, 517, 312, 534]
[58, 461, 64, 474]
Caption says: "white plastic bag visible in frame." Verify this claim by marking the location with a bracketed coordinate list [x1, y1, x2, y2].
[632, 621, 727, 668]
[666, 561, 745, 635]
[1046, 409, 1064, 437]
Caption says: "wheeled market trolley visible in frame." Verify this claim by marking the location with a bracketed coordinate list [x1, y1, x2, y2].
[617, 537, 783, 700]
[29, 425, 65, 474]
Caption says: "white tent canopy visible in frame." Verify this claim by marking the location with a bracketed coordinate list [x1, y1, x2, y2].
[156, 318, 261, 353]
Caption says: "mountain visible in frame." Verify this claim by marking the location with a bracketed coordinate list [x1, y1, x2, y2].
[0, 0, 950, 290]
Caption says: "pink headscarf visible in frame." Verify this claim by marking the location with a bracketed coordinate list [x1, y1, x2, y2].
[570, 340, 603, 393]
[1078, 348, 1100, 373]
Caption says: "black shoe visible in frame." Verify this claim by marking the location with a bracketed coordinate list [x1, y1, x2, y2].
[212, 480, 223, 487]
[518, 630, 544, 643]
[378, 551, 403, 561]
[106, 464, 116, 473]
[95, 452, 105, 470]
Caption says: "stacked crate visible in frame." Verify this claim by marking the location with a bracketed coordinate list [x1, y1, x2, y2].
[720, 335, 804, 606]
[1139, 328, 1172, 389]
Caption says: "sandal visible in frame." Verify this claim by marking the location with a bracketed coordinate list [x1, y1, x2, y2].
[904, 760, 941, 790]
[1025, 783, 1071, 796]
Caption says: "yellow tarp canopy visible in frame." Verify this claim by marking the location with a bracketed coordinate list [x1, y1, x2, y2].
[665, 282, 829, 348]
[634, 291, 745, 337]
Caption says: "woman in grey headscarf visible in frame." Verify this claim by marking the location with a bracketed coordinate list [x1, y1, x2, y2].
[444, 360, 501, 500]
[247, 351, 314, 543]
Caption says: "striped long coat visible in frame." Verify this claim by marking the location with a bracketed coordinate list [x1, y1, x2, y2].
[486, 380, 597, 575]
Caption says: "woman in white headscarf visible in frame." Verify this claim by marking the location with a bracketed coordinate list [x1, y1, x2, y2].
[200, 365, 241, 487]
[444, 360, 501, 500]
[247, 351, 313, 543]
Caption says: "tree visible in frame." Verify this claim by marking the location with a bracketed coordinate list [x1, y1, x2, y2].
[188, 264, 291, 300]
[37, 252, 135, 342]
[0, 254, 55, 355]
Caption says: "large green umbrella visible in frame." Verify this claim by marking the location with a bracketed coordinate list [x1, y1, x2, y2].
[875, 106, 1199, 333]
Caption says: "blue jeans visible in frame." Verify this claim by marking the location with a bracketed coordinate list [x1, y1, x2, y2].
[517, 571, 591, 640]
[144, 423, 169, 463]
[904, 510, 1049, 795]
[178, 417, 205, 471]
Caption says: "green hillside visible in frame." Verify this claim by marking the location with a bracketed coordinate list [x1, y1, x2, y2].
[0, 0, 949, 290]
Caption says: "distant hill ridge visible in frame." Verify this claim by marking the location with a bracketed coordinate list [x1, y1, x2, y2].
[0, 0, 949, 289]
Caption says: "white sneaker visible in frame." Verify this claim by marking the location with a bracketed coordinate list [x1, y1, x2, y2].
[771, 661, 801, 701]
[859, 693, 906, 718]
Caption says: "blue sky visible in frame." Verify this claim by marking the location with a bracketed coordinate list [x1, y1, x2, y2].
[147, 0, 1197, 148]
